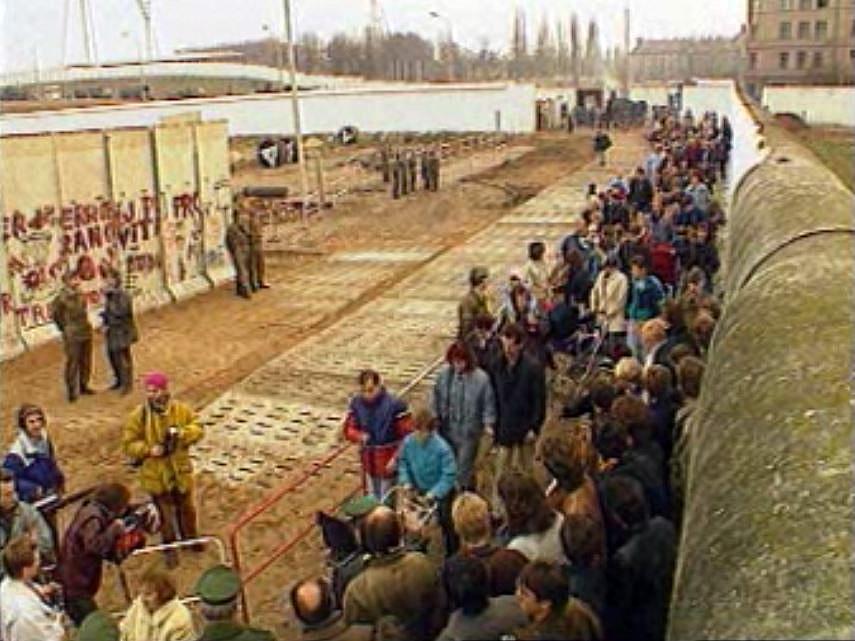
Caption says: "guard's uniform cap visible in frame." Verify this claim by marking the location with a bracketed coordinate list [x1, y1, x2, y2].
[78, 611, 120, 641]
[195, 564, 241, 605]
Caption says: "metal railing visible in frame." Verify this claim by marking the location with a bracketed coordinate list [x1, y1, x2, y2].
[227, 354, 445, 623]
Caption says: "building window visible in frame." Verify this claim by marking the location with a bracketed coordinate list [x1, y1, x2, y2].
[779, 22, 792, 39]
[816, 0, 828, 7]
[812, 51, 824, 67]
[779, 0, 793, 9]
[750, 52, 758, 70]
[797, 51, 807, 68]
[815, 20, 828, 39]
[799, 0, 811, 7]
[779, 52, 790, 69]
[798, 21, 811, 38]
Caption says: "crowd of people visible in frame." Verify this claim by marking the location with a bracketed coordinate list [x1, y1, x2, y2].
[0, 106, 730, 640]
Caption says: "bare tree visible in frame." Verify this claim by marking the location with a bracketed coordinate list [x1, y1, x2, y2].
[511, 6, 529, 79]
[570, 13, 581, 86]
[555, 19, 569, 76]
[584, 19, 602, 79]
[534, 15, 556, 77]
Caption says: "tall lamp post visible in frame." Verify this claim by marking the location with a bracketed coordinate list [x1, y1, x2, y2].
[429, 11, 454, 81]
[281, 0, 310, 225]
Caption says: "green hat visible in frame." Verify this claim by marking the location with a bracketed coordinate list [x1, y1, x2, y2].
[195, 564, 241, 605]
[77, 610, 119, 641]
[339, 494, 380, 519]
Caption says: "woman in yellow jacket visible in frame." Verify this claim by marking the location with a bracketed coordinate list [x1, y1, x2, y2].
[120, 569, 196, 641]
[122, 372, 204, 567]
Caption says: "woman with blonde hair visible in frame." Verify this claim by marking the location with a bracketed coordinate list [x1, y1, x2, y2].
[120, 568, 195, 641]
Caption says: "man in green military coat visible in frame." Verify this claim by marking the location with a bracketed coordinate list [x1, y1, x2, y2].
[49, 272, 94, 403]
[195, 565, 276, 641]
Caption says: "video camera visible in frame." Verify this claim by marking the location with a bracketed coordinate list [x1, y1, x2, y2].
[113, 502, 160, 562]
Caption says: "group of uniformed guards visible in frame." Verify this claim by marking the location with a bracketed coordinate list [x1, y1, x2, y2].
[381, 146, 441, 199]
[225, 195, 269, 299]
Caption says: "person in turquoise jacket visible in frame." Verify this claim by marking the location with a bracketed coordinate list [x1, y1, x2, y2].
[397, 411, 458, 555]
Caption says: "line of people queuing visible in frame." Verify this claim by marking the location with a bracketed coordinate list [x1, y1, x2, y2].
[316, 107, 728, 641]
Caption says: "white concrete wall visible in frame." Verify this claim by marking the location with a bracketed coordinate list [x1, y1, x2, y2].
[761, 86, 855, 127]
[629, 84, 671, 106]
[0, 83, 537, 136]
[682, 79, 767, 197]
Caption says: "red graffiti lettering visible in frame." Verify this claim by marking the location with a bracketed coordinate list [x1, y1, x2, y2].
[60, 206, 75, 231]
[12, 211, 27, 240]
[73, 228, 88, 253]
[32, 304, 47, 325]
[86, 225, 103, 250]
[1, 293, 14, 315]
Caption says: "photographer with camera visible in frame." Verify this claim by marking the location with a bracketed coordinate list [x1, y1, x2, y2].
[57, 482, 131, 626]
[122, 372, 204, 568]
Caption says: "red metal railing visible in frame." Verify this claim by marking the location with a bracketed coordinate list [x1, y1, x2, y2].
[227, 354, 444, 623]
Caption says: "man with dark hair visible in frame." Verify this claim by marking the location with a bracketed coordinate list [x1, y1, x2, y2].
[101, 270, 139, 395]
[560, 514, 607, 617]
[343, 506, 439, 641]
[488, 323, 546, 506]
[600, 476, 676, 641]
[437, 555, 527, 641]
[627, 256, 665, 358]
[0, 468, 55, 579]
[49, 271, 95, 402]
[343, 370, 413, 500]
[292, 577, 373, 641]
[58, 482, 131, 625]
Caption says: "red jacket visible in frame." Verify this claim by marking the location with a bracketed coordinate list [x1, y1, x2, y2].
[58, 500, 123, 600]
[343, 390, 413, 478]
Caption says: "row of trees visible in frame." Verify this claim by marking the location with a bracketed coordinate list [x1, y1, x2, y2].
[204, 10, 626, 84]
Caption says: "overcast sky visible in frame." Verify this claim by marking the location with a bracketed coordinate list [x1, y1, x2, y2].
[1, 0, 745, 73]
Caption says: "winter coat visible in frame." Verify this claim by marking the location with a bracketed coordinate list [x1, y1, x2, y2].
[49, 287, 92, 342]
[225, 222, 251, 258]
[343, 550, 439, 640]
[122, 401, 204, 496]
[590, 269, 628, 333]
[522, 259, 551, 303]
[57, 499, 124, 600]
[458, 290, 490, 339]
[196, 621, 275, 641]
[120, 595, 196, 641]
[0, 502, 55, 578]
[430, 366, 497, 445]
[298, 615, 375, 641]
[605, 517, 677, 641]
[343, 389, 413, 479]
[507, 512, 566, 564]
[397, 432, 457, 500]
[565, 564, 607, 618]
[452, 544, 527, 597]
[627, 275, 665, 322]
[0, 577, 65, 641]
[436, 595, 528, 641]
[489, 352, 546, 447]
[102, 287, 139, 351]
[3, 432, 65, 503]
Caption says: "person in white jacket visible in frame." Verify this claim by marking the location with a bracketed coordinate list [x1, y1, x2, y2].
[119, 569, 195, 641]
[589, 252, 629, 358]
[0, 536, 65, 641]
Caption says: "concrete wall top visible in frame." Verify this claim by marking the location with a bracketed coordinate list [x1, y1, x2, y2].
[668, 97, 855, 638]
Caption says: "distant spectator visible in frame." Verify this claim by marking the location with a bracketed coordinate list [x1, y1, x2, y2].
[291, 577, 374, 641]
[449, 492, 527, 597]
[437, 555, 527, 641]
[0, 536, 64, 641]
[0, 468, 55, 580]
[626, 256, 665, 358]
[560, 514, 607, 617]
[498, 472, 565, 564]
[601, 476, 676, 641]
[101, 270, 139, 395]
[514, 561, 602, 641]
[614, 357, 643, 398]
[343, 506, 439, 641]
[120, 568, 196, 641]
[458, 267, 491, 339]
[643, 365, 679, 462]
[3, 404, 65, 505]
[343, 370, 413, 500]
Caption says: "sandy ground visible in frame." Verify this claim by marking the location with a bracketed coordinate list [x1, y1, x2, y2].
[0, 131, 593, 631]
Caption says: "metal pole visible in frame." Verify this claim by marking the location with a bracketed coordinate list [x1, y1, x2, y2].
[282, 0, 310, 226]
[314, 152, 326, 210]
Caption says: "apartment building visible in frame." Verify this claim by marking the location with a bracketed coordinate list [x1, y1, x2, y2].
[745, 0, 855, 98]
[630, 36, 745, 83]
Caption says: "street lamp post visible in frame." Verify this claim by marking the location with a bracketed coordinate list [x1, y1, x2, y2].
[282, 0, 310, 226]
[429, 11, 454, 82]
